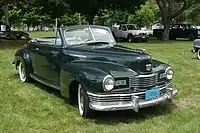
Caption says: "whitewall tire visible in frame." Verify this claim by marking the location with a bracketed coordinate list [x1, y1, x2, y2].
[18, 62, 29, 82]
[197, 49, 200, 60]
[77, 84, 93, 118]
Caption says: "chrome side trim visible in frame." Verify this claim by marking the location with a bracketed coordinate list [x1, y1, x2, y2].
[138, 74, 155, 77]
[68, 54, 87, 58]
[87, 83, 171, 97]
[30, 74, 60, 90]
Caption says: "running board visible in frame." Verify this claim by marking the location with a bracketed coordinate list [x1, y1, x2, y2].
[30, 74, 60, 90]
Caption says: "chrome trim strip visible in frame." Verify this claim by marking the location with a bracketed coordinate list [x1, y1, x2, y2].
[87, 83, 171, 97]
[68, 54, 87, 58]
[137, 74, 155, 77]
[30, 74, 60, 90]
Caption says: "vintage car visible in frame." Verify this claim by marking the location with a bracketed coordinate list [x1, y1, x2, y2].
[191, 39, 200, 59]
[12, 25, 178, 118]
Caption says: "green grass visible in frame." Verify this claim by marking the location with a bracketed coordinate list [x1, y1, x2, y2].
[1, 32, 200, 133]
[29, 32, 56, 38]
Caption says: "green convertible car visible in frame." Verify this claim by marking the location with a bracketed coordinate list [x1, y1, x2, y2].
[12, 25, 178, 118]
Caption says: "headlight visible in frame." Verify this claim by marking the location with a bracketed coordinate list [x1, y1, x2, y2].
[165, 67, 174, 80]
[102, 75, 115, 91]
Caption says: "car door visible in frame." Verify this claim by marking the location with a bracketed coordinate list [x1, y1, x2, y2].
[27, 40, 39, 75]
[121, 25, 128, 38]
[35, 32, 63, 85]
[115, 25, 122, 38]
[170, 24, 179, 38]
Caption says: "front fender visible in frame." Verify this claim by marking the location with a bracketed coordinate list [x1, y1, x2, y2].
[152, 60, 172, 73]
[60, 63, 109, 98]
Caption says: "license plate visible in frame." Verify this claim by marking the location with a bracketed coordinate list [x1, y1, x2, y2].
[142, 36, 145, 38]
[145, 89, 160, 100]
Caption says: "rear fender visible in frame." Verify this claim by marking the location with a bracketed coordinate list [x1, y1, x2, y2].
[14, 48, 33, 73]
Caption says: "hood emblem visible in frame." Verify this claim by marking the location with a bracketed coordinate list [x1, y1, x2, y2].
[146, 64, 152, 71]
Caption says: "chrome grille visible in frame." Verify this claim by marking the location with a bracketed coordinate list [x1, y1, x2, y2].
[88, 95, 131, 102]
[88, 84, 171, 102]
[130, 74, 158, 91]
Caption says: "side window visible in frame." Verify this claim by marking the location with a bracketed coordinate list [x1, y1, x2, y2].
[122, 25, 127, 31]
[36, 30, 62, 46]
[172, 25, 179, 29]
[119, 25, 122, 30]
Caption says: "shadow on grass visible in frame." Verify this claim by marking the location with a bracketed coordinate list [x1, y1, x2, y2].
[10, 72, 177, 124]
[0, 40, 28, 50]
[93, 103, 177, 124]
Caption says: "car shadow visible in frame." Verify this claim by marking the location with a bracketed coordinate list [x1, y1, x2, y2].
[93, 103, 177, 124]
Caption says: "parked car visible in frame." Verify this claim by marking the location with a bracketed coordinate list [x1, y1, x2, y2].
[153, 24, 200, 40]
[0, 24, 30, 40]
[12, 25, 178, 118]
[191, 39, 200, 59]
[111, 24, 148, 42]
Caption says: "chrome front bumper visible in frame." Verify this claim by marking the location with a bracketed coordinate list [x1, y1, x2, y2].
[87, 88, 178, 112]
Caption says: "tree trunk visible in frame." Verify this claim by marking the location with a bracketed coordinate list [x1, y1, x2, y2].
[87, 13, 95, 25]
[27, 24, 30, 32]
[163, 20, 171, 40]
[4, 4, 9, 26]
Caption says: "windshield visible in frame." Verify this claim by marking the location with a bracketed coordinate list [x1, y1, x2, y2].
[64, 27, 116, 45]
[127, 25, 140, 30]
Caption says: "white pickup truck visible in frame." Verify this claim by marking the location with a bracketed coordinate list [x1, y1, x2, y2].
[111, 24, 148, 42]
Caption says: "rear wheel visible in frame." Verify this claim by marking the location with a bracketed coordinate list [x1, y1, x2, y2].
[189, 34, 195, 41]
[78, 84, 93, 118]
[18, 61, 30, 82]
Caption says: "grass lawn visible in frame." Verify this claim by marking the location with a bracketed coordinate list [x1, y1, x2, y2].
[1, 33, 200, 133]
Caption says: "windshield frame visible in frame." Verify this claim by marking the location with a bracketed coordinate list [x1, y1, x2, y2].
[63, 25, 117, 47]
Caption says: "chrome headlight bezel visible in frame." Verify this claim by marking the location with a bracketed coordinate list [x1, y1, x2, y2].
[165, 67, 174, 80]
[102, 75, 115, 91]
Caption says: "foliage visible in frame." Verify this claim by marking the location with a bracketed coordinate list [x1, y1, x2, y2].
[94, 9, 129, 26]
[66, 0, 146, 24]
[7, 2, 51, 31]
[58, 12, 82, 26]
[128, 0, 160, 27]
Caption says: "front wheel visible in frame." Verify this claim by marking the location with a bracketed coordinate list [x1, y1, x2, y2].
[197, 49, 200, 60]
[78, 84, 93, 118]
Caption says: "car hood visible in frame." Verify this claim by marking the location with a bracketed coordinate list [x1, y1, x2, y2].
[66, 45, 152, 74]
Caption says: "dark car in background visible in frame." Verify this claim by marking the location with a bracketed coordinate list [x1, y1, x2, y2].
[153, 24, 200, 40]
[12, 25, 178, 118]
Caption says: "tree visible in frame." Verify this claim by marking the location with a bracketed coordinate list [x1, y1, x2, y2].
[128, 0, 160, 27]
[66, 0, 146, 24]
[156, 0, 196, 40]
